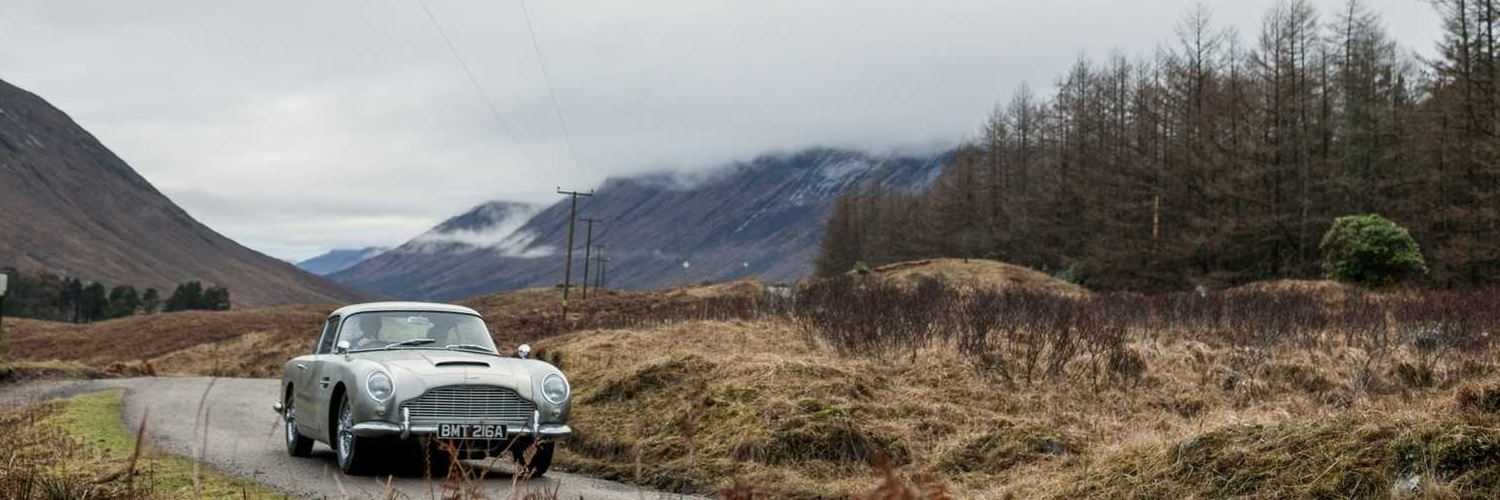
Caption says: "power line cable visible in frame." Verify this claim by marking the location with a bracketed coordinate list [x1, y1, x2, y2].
[417, 0, 539, 169]
[517, 0, 584, 171]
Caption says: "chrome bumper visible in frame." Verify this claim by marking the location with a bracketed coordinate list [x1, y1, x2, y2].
[350, 408, 571, 440]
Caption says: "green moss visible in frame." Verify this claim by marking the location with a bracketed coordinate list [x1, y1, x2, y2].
[44, 390, 284, 499]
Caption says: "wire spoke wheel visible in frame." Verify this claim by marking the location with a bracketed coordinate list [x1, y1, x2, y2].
[337, 398, 355, 467]
[285, 407, 298, 445]
[284, 393, 313, 457]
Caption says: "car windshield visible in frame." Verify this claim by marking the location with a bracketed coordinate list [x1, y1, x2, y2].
[339, 311, 497, 353]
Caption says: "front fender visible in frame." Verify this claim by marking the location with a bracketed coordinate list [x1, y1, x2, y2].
[522, 360, 572, 424]
[332, 358, 399, 428]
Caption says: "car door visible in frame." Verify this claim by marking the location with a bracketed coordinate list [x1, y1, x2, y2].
[296, 315, 340, 438]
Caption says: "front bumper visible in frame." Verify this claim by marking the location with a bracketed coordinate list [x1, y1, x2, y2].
[272, 402, 571, 441]
[349, 408, 572, 440]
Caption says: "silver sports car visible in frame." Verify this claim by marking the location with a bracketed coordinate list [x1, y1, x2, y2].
[274, 302, 572, 476]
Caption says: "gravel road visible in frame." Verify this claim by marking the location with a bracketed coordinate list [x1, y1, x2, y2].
[0, 377, 696, 500]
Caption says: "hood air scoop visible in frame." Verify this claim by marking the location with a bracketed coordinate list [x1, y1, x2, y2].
[435, 361, 490, 368]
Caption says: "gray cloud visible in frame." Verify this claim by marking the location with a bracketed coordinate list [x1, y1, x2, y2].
[0, 0, 1443, 260]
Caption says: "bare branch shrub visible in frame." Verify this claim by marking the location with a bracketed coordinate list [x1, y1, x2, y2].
[792, 279, 1500, 396]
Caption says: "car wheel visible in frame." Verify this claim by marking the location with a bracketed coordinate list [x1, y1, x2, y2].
[334, 394, 380, 475]
[511, 440, 554, 478]
[284, 393, 313, 457]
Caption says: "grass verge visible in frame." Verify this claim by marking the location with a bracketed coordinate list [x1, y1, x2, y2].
[0, 359, 109, 383]
[2, 389, 283, 499]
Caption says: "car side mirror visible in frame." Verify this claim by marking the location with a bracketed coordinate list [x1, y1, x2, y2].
[336, 340, 350, 355]
[516, 344, 531, 359]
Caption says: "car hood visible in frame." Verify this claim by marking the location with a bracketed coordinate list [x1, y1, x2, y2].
[353, 349, 535, 397]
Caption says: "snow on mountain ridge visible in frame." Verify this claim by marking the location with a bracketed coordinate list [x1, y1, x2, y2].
[403, 201, 551, 257]
[330, 147, 957, 300]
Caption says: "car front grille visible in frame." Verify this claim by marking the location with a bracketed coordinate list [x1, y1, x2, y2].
[402, 385, 534, 426]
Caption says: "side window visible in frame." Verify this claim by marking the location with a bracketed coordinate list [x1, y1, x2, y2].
[315, 316, 341, 354]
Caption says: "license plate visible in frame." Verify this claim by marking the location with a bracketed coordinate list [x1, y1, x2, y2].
[437, 423, 506, 440]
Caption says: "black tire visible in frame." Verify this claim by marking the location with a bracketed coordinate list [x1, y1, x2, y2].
[334, 394, 382, 475]
[283, 393, 314, 457]
[511, 440, 554, 478]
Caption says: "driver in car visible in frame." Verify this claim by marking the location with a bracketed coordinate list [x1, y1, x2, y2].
[351, 314, 385, 349]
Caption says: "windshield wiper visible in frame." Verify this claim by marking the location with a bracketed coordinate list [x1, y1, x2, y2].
[385, 338, 437, 350]
[445, 344, 496, 354]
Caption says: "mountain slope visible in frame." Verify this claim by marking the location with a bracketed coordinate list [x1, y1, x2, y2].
[334, 148, 951, 300]
[0, 78, 375, 307]
[295, 247, 388, 276]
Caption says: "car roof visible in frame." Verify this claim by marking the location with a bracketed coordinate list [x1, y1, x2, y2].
[328, 301, 482, 318]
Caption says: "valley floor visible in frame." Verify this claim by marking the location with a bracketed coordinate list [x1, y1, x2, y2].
[6, 275, 1500, 498]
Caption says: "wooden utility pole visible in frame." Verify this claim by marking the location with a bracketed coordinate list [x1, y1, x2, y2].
[579, 217, 602, 299]
[556, 188, 593, 318]
[594, 248, 610, 289]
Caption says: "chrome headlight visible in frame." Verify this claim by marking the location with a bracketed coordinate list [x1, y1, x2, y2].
[366, 371, 394, 402]
[542, 373, 570, 404]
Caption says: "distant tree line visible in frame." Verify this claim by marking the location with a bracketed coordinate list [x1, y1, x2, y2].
[818, 0, 1500, 290]
[0, 267, 230, 323]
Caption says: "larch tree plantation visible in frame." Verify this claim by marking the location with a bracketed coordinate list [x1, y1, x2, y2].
[817, 0, 1500, 290]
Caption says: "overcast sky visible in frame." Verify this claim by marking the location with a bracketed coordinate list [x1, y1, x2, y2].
[0, 0, 1443, 261]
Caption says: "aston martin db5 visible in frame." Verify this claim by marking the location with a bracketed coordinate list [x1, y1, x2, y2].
[274, 302, 572, 476]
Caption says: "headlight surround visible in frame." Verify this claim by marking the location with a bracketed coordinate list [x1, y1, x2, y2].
[366, 371, 394, 402]
[542, 373, 570, 404]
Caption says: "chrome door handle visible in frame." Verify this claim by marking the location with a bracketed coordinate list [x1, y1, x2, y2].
[296, 364, 307, 371]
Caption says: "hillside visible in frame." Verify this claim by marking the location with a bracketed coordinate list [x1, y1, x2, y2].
[1, 307, 327, 377]
[0, 78, 373, 307]
[0, 280, 767, 378]
[333, 148, 952, 300]
[294, 247, 388, 276]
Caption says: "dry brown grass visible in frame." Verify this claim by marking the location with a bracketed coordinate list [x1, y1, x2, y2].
[2, 282, 771, 379]
[4, 306, 326, 365]
[7, 266, 1500, 498]
[859, 258, 1088, 296]
[0, 359, 111, 382]
[459, 279, 770, 347]
[2, 306, 323, 381]
[538, 318, 1103, 497]
[1223, 279, 1365, 303]
[531, 278, 1500, 498]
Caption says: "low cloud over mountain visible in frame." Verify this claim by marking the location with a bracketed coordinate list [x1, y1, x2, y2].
[332, 148, 952, 300]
